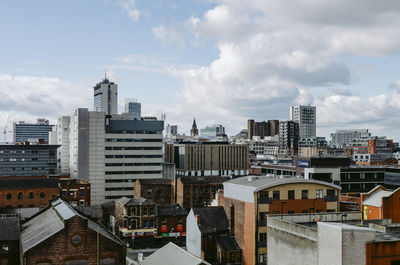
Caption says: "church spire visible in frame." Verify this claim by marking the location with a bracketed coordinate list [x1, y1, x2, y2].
[191, 118, 198, 137]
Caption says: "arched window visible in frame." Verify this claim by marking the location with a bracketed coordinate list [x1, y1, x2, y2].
[40, 192, 45, 199]
[18, 192, 23, 200]
[6, 193, 11, 200]
[29, 192, 34, 199]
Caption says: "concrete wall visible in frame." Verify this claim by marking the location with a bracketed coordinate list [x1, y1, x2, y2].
[318, 223, 342, 265]
[267, 217, 318, 265]
[186, 210, 202, 258]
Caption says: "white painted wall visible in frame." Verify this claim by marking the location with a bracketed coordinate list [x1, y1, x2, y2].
[186, 210, 202, 258]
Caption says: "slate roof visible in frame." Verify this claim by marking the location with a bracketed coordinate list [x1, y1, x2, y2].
[192, 207, 229, 234]
[0, 178, 59, 190]
[0, 217, 20, 241]
[20, 197, 124, 254]
[216, 234, 242, 252]
[179, 176, 224, 184]
[142, 242, 211, 265]
[116, 197, 155, 207]
[74, 205, 102, 219]
[155, 204, 188, 217]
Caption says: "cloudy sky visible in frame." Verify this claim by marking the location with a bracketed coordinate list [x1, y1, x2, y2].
[1, 0, 400, 141]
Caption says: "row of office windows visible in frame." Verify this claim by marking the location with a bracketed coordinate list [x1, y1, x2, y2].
[6, 191, 48, 200]
[105, 170, 162, 175]
[107, 130, 162, 134]
[105, 163, 163, 167]
[259, 189, 336, 200]
[105, 154, 162, 159]
[105, 138, 162, 142]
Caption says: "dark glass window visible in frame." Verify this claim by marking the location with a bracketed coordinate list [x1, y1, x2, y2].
[288, 190, 295, 200]
[40, 192, 45, 199]
[18, 192, 23, 200]
[301, 190, 308, 199]
[273, 191, 280, 200]
[6, 193, 11, 200]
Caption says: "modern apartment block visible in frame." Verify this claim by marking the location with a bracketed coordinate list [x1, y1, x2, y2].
[164, 142, 249, 177]
[93, 77, 118, 115]
[0, 143, 58, 177]
[13, 119, 54, 143]
[279, 120, 299, 156]
[219, 175, 340, 265]
[125, 98, 141, 119]
[289, 105, 316, 138]
[247, 120, 279, 139]
[330, 129, 371, 148]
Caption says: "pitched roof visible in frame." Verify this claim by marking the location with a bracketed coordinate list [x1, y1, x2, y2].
[74, 205, 102, 219]
[216, 234, 242, 252]
[142, 242, 211, 265]
[192, 207, 229, 233]
[363, 189, 395, 208]
[0, 178, 59, 190]
[156, 205, 188, 217]
[0, 217, 20, 241]
[126, 197, 155, 206]
[20, 197, 124, 253]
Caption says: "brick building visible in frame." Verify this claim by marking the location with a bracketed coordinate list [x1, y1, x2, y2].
[155, 204, 188, 236]
[0, 217, 20, 265]
[0, 178, 60, 209]
[362, 185, 400, 223]
[20, 197, 125, 265]
[186, 207, 242, 265]
[60, 175, 91, 206]
[219, 175, 341, 265]
[134, 178, 174, 204]
[247, 119, 279, 139]
[176, 176, 224, 209]
[115, 197, 156, 239]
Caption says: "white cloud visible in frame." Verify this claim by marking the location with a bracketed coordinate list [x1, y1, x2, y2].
[118, 0, 140, 22]
[151, 23, 185, 49]
[156, 0, 400, 138]
[0, 74, 91, 128]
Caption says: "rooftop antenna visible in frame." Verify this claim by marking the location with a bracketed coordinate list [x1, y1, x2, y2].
[104, 68, 107, 80]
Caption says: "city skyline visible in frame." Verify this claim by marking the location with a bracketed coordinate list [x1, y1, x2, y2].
[1, 1, 400, 140]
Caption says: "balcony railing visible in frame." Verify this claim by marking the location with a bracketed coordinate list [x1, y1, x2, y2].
[324, 195, 338, 202]
[258, 197, 272, 204]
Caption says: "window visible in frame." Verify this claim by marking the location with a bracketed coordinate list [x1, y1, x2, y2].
[288, 190, 295, 200]
[301, 190, 308, 199]
[29, 192, 34, 199]
[80, 189, 85, 197]
[259, 254, 266, 263]
[149, 220, 154, 228]
[143, 207, 148, 216]
[316, 189, 323, 198]
[143, 221, 148, 228]
[259, 233, 267, 241]
[288, 210, 295, 214]
[18, 192, 23, 200]
[327, 189, 335, 196]
[150, 207, 154, 215]
[162, 218, 167, 224]
[6, 193, 11, 200]
[259, 191, 268, 198]
[40, 192, 45, 199]
[302, 210, 309, 213]
[147, 188, 152, 195]
[273, 191, 280, 200]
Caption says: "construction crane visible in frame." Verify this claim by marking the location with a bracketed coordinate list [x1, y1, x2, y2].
[3, 115, 11, 144]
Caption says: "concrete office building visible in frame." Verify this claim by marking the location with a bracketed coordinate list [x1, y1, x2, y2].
[68, 109, 164, 204]
[247, 120, 279, 140]
[164, 142, 249, 177]
[49, 116, 70, 173]
[13, 119, 53, 143]
[125, 98, 141, 119]
[289, 105, 316, 138]
[0, 143, 58, 177]
[93, 77, 118, 115]
[279, 120, 299, 156]
[166, 124, 178, 138]
[330, 129, 371, 148]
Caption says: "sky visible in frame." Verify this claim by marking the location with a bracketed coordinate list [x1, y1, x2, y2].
[1, 0, 400, 141]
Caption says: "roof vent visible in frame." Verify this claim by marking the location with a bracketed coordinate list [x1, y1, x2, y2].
[247, 176, 259, 182]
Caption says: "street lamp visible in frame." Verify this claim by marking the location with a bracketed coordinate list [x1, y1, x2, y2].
[281, 201, 286, 220]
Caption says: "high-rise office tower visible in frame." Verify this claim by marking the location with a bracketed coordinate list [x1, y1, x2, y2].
[279, 120, 299, 156]
[49, 116, 71, 173]
[166, 124, 178, 138]
[125, 98, 141, 119]
[247, 119, 280, 139]
[67, 109, 164, 204]
[93, 77, 118, 115]
[13, 119, 54, 143]
[289, 105, 316, 138]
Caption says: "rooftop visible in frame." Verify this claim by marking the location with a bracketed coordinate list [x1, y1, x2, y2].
[116, 196, 155, 207]
[226, 175, 341, 192]
[216, 234, 242, 252]
[138, 178, 173, 185]
[156, 205, 188, 217]
[179, 176, 224, 184]
[0, 178, 59, 190]
[0, 217, 20, 241]
[192, 207, 229, 234]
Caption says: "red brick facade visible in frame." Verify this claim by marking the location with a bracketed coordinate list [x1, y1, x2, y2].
[0, 187, 60, 208]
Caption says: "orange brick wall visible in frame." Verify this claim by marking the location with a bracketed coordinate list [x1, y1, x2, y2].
[364, 205, 381, 220]
[366, 241, 400, 265]
[382, 190, 400, 223]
